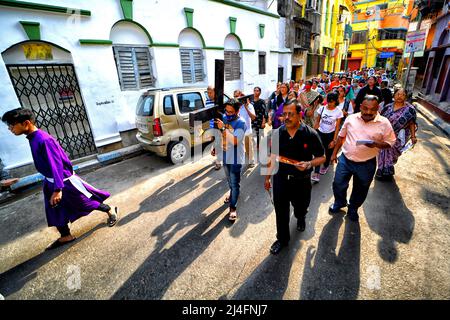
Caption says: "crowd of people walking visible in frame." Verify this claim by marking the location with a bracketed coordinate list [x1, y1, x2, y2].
[2, 67, 418, 255]
[207, 67, 418, 254]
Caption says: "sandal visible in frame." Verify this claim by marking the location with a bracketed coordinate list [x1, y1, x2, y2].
[224, 196, 230, 204]
[45, 237, 76, 251]
[228, 211, 237, 222]
[107, 207, 119, 227]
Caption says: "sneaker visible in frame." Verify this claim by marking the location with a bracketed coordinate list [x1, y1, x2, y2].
[311, 173, 320, 182]
[319, 167, 329, 175]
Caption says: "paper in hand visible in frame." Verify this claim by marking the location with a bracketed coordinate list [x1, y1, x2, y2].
[356, 139, 374, 145]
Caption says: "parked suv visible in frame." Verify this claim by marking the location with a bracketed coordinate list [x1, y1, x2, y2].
[135, 87, 217, 164]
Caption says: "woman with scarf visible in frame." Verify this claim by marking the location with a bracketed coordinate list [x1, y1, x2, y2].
[376, 88, 417, 180]
[269, 82, 289, 129]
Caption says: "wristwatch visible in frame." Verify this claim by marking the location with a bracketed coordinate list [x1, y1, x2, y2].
[306, 161, 312, 170]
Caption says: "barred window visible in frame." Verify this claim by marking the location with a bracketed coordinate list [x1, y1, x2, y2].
[113, 46, 155, 91]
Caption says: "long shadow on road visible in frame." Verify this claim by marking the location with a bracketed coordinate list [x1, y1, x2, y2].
[230, 174, 333, 300]
[111, 179, 230, 299]
[363, 179, 415, 263]
[300, 214, 361, 300]
[0, 222, 107, 298]
[117, 164, 216, 227]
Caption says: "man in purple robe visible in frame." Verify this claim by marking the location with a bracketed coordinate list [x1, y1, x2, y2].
[2, 108, 119, 250]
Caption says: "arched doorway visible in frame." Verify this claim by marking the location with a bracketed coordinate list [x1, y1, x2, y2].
[1, 41, 96, 159]
[178, 28, 206, 84]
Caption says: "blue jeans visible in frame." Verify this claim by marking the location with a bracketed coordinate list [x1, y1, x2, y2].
[332, 154, 376, 214]
[223, 164, 242, 210]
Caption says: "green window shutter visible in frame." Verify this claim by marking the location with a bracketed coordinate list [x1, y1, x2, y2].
[134, 47, 155, 88]
[225, 50, 240, 81]
[180, 48, 205, 83]
[180, 49, 193, 83]
[113, 46, 155, 90]
[192, 49, 205, 82]
[114, 46, 138, 90]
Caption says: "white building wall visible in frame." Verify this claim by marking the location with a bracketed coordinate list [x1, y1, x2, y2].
[0, 0, 290, 170]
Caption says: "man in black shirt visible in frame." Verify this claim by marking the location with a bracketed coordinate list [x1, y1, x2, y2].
[380, 80, 393, 106]
[264, 99, 325, 254]
[354, 76, 383, 113]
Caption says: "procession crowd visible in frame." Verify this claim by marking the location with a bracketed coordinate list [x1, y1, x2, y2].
[207, 68, 418, 254]
[1, 67, 418, 255]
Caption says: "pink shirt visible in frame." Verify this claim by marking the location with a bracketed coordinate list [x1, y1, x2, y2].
[339, 113, 396, 162]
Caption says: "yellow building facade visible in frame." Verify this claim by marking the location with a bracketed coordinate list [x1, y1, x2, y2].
[320, 0, 354, 72]
[347, 0, 413, 72]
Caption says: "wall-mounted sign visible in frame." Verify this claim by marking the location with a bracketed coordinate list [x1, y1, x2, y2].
[22, 43, 53, 60]
[405, 30, 427, 53]
[59, 87, 75, 102]
[379, 52, 394, 58]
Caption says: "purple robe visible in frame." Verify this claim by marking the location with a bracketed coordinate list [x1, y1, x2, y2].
[27, 129, 110, 227]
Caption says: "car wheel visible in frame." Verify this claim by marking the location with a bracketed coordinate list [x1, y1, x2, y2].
[168, 140, 189, 164]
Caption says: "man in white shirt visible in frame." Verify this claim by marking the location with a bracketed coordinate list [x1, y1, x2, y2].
[234, 90, 256, 167]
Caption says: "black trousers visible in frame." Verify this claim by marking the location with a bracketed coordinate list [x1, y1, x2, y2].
[273, 174, 312, 245]
[315, 131, 335, 173]
[56, 203, 110, 237]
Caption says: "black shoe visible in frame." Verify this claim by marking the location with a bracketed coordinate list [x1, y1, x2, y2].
[329, 203, 346, 214]
[297, 217, 306, 232]
[107, 207, 119, 227]
[270, 240, 287, 255]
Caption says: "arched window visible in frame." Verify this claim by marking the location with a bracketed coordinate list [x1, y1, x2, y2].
[111, 21, 155, 91]
[178, 28, 206, 84]
[224, 34, 241, 81]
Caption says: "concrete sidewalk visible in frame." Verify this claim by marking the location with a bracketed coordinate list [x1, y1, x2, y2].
[412, 94, 450, 138]
[0, 144, 144, 204]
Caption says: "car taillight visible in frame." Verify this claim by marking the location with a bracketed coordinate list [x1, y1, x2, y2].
[153, 118, 163, 137]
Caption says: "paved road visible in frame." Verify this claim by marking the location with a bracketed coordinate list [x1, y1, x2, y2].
[0, 113, 449, 300]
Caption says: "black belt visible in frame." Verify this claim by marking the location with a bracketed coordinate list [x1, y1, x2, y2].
[278, 173, 311, 180]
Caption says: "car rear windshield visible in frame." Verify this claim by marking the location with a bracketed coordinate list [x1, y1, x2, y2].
[136, 94, 155, 116]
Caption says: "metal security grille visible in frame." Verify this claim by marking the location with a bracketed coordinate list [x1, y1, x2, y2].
[180, 48, 205, 83]
[6, 64, 96, 159]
